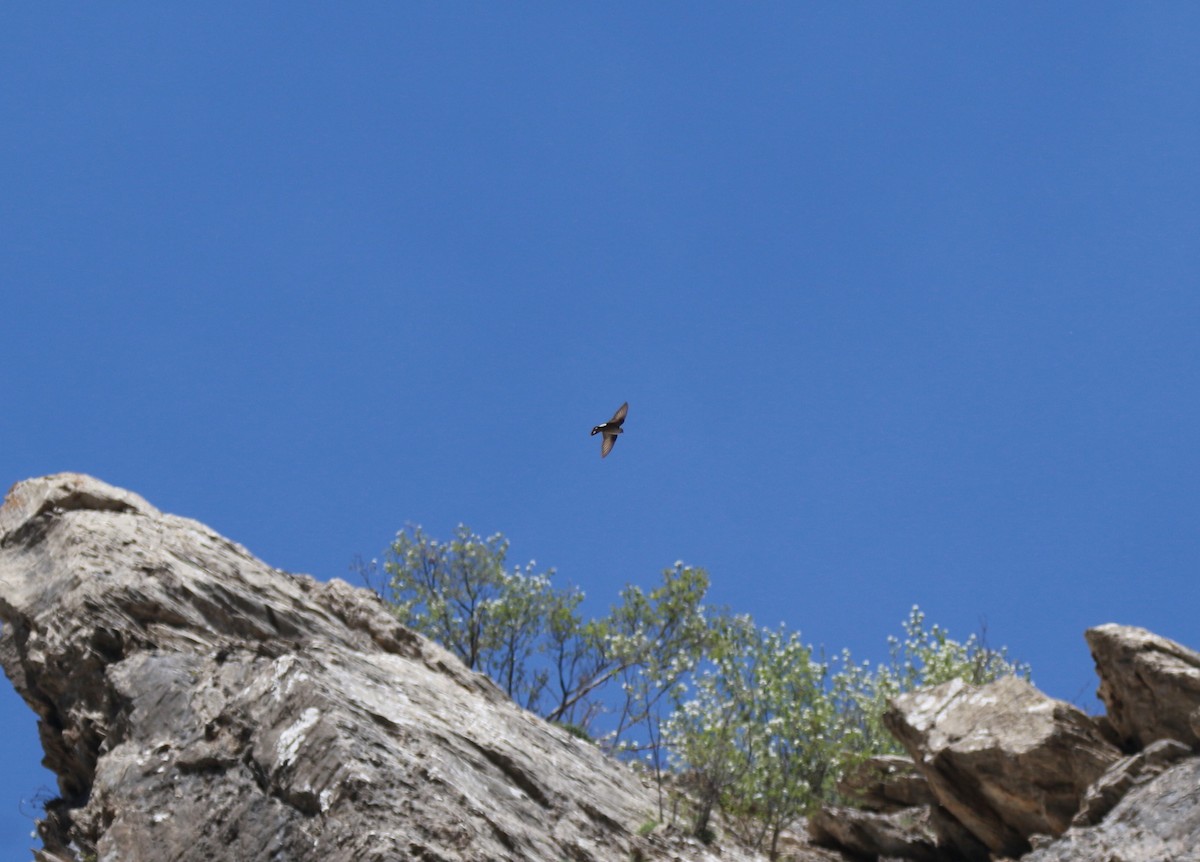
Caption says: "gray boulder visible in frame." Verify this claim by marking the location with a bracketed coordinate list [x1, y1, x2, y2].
[883, 675, 1120, 857]
[834, 754, 935, 812]
[1071, 737, 1193, 827]
[1022, 755, 1200, 862]
[809, 803, 989, 862]
[815, 754, 992, 862]
[1086, 623, 1200, 750]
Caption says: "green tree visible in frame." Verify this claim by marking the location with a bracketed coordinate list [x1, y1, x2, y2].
[600, 563, 721, 817]
[375, 528, 721, 752]
[603, 563, 717, 746]
[380, 524, 563, 711]
[665, 617, 849, 857]
[373, 526, 1033, 855]
[541, 588, 609, 729]
[665, 607, 1031, 858]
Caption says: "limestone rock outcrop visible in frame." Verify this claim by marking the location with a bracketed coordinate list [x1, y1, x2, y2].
[1070, 737, 1193, 827]
[0, 474, 797, 862]
[882, 675, 1120, 857]
[815, 649, 1200, 862]
[1021, 755, 1200, 862]
[808, 803, 989, 862]
[834, 754, 935, 812]
[1085, 623, 1200, 750]
[812, 755, 989, 862]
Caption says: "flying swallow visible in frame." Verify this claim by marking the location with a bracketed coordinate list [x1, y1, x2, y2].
[591, 402, 628, 458]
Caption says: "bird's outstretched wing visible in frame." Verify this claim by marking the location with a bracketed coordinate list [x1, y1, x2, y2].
[610, 402, 628, 426]
[601, 433, 617, 458]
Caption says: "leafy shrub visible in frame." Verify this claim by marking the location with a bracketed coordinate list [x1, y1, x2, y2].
[367, 527, 1030, 858]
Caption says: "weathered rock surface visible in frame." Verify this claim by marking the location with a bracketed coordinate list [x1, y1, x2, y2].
[1086, 623, 1200, 750]
[834, 754, 935, 812]
[1021, 755, 1200, 862]
[808, 803, 989, 862]
[815, 754, 991, 861]
[1070, 737, 1193, 827]
[809, 804, 941, 861]
[0, 474, 814, 862]
[883, 675, 1120, 858]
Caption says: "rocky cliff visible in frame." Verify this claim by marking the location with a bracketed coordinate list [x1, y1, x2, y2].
[1, 474, 1198, 862]
[809, 617, 1200, 861]
[0, 474, 809, 862]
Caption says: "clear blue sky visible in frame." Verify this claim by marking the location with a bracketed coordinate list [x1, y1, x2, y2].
[3, 4, 1199, 856]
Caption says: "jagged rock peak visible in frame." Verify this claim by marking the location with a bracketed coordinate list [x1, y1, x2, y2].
[1085, 623, 1200, 751]
[883, 675, 1121, 858]
[0, 472, 425, 660]
[0, 474, 791, 862]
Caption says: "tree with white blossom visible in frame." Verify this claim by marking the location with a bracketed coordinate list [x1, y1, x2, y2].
[369, 526, 1031, 858]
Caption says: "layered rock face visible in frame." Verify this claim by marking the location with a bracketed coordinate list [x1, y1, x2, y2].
[1085, 623, 1200, 750]
[883, 675, 1120, 856]
[810, 636, 1200, 862]
[1021, 756, 1200, 862]
[0, 474, 785, 862]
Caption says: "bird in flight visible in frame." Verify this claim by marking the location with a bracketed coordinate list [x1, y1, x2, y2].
[591, 402, 628, 458]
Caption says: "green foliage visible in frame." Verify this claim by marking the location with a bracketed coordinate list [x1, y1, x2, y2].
[602, 563, 721, 818]
[605, 563, 717, 745]
[664, 606, 1030, 856]
[665, 616, 851, 856]
[380, 524, 570, 712]
[829, 605, 1032, 764]
[372, 526, 1031, 859]
[377, 527, 719, 757]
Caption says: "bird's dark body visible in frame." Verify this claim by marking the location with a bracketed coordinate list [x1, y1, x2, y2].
[591, 402, 628, 458]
